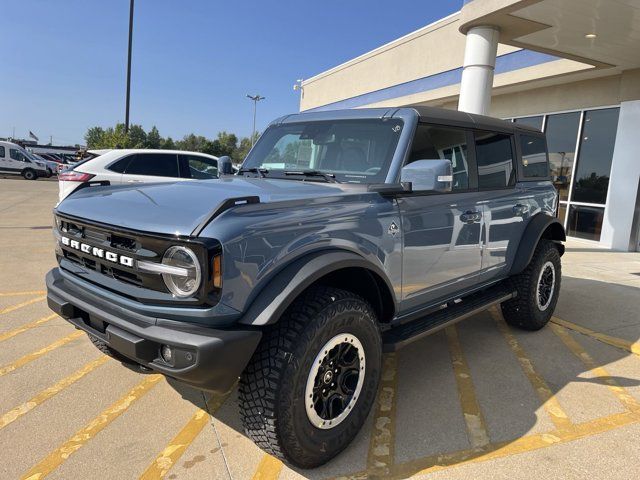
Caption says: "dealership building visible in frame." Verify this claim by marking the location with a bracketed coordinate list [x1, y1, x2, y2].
[300, 0, 640, 251]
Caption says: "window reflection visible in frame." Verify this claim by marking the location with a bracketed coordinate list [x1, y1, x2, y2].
[514, 116, 543, 131]
[545, 112, 580, 201]
[567, 205, 605, 241]
[571, 108, 620, 204]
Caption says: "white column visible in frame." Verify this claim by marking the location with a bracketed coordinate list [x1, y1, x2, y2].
[600, 100, 640, 251]
[458, 26, 500, 116]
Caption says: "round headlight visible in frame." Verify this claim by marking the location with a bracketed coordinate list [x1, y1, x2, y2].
[161, 246, 201, 298]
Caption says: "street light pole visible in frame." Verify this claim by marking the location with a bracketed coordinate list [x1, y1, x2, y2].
[124, 0, 135, 134]
[246, 94, 265, 146]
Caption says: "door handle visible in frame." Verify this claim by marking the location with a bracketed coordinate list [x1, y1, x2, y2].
[460, 211, 482, 224]
[513, 204, 530, 216]
[127, 179, 142, 183]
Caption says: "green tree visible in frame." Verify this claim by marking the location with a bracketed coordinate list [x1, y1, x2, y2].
[233, 135, 256, 163]
[126, 125, 147, 148]
[146, 126, 162, 149]
[161, 136, 175, 150]
[85, 127, 105, 148]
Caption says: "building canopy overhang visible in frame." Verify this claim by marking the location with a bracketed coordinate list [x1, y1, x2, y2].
[460, 0, 640, 70]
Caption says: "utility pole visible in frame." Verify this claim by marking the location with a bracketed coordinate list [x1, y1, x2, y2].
[124, 0, 135, 133]
[246, 94, 265, 146]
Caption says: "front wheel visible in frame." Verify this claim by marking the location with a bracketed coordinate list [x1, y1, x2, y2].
[239, 286, 382, 468]
[22, 169, 37, 180]
[501, 240, 561, 330]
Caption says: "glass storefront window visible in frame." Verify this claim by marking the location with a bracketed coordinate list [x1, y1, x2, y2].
[571, 108, 620, 204]
[567, 205, 605, 241]
[545, 112, 580, 201]
[514, 116, 543, 130]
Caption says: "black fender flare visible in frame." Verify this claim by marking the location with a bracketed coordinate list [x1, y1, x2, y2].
[510, 214, 566, 275]
[237, 250, 396, 327]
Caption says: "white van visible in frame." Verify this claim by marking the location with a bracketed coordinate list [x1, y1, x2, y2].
[0, 141, 49, 180]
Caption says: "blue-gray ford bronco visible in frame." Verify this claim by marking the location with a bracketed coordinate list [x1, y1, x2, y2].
[46, 107, 565, 468]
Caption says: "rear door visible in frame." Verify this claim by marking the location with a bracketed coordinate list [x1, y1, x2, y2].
[473, 131, 528, 275]
[122, 153, 181, 184]
[399, 124, 484, 310]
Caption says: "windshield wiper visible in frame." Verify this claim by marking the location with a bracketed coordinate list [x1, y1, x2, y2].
[284, 170, 339, 183]
[238, 167, 269, 178]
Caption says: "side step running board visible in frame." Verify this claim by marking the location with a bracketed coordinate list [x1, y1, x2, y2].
[383, 283, 516, 352]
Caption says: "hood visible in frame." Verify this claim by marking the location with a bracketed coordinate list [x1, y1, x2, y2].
[56, 177, 361, 236]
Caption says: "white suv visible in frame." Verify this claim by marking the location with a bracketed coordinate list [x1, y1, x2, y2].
[0, 141, 50, 180]
[58, 149, 219, 201]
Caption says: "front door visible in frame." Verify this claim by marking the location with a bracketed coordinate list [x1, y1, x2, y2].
[399, 124, 483, 311]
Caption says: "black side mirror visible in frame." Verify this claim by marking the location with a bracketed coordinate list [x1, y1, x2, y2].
[218, 156, 233, 175]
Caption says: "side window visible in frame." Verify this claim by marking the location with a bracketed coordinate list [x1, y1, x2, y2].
[124, 153, 179, 177]
[408, 124, 473, 191]
[519, 134, 549, 178]
[474, 132, 515, 189]
[108, 156, 133, 173]
[0, 146, 5, 158]
[10, 149, 21, 161]
[180, 155, 218, 179]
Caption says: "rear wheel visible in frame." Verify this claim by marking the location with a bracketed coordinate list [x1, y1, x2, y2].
[239, 286, 382, 468]
[501, 240, 561, 330]
[22, 169, 37, 180]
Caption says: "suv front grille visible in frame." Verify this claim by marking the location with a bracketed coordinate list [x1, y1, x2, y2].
[57, 217, 164, 292]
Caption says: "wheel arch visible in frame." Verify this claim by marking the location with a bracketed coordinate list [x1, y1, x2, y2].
[510, 214, 566, 276]
[237, 250, 397, 327]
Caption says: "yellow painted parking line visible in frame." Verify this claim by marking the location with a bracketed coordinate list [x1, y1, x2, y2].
[551, 316, 640, 356]
[0, 330, 84, 377]
[0, 356, 109, 430]
[251, 454, 284, 480]
[366, 352, 398, 476]
[139, 409, 211, 480]
[550, 323, 640, 413]
[0, 313, 57, 343]
[339, 409, 640, 479]
[0, 290, 46, 297]
[446, 326, 490, 448]
[138, 392, 228, 479]
[0, 295, 45, 315]
[21, 374, 162, 480]
[396, 409, 640, 479]
[492, 310, 572, 431]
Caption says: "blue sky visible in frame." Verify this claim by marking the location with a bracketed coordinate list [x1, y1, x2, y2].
[1, 1, 460, 145]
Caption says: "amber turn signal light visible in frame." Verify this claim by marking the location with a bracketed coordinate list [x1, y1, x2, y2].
[212, 254, 222, 289]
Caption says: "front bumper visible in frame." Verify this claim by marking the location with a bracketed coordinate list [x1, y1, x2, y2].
[46, 268, 261, 393]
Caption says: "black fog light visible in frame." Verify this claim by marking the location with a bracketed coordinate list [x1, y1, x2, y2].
[160, 345, 173, 364]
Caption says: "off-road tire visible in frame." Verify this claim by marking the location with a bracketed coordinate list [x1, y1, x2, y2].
[22, 169, 37, 180]
[501, 240, 561, 330]
[239, 286, 382, 468]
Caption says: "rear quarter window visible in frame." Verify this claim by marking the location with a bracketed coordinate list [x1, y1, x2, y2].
[519, 134, 549, 178]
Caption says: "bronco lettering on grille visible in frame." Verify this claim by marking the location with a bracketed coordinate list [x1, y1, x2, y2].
[61, 236, 134, 267]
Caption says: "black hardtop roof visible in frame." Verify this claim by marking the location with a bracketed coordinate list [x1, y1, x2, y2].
[274, 106, 542, 134]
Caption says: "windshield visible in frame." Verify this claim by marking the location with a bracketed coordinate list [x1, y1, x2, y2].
[242, 119, 404, 183]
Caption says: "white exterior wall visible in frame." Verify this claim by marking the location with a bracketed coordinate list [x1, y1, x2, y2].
[601, 100, 640, 250]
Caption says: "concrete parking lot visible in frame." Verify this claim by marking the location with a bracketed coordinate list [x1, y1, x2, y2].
[1, 177, 639, 480]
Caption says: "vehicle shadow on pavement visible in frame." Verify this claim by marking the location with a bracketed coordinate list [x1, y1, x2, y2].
[166, 276, 640, 479]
